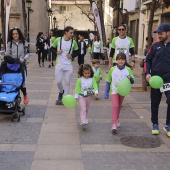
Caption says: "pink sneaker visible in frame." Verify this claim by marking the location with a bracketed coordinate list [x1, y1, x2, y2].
[111, 123, 117, 132]
[117, 121, 121, 128]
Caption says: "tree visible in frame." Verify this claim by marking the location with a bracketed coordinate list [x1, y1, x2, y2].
[75, 0, 106, 46]
[22, 0, 27, 39]
[142, 0, 169, 91]
[1, 0, 6, 49]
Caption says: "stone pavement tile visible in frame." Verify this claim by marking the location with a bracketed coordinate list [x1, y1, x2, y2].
[0, 122, 42, 144]
[103, 144, 127, 152]
[128, 103, 151, 109]
[148, 144, 170, 152]
[76, 105, 138, 120]
[81, 144, 104, 152]
[34, 145, 82, 160]
[45, 107, 75, 115]
[24, 105, 46, 118]
[0, 151, 34, 170]
[28, 99, 48, 106]
[41, 122, 78, 133]
[44, 113, 77, 123]
[81, 152, 170, 170]
[12, 144, 37, 151]
[31, 160, 84, 170]
[38, 132, 80, 145]
[27, 83, 52, 91]
[0, 144, 13, 151]
[24, 118, 43, 123]
[28, 91, 50, 100]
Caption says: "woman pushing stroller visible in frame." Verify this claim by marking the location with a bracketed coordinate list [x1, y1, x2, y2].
[5, 27, 30, 105]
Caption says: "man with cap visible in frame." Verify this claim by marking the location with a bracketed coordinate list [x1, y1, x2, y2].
[146, 23, 170, 137]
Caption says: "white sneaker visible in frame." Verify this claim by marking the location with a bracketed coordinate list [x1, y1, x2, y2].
[117, 121, 121, 128]
[85, 119, 88, 125]
[111, 123, 117, 132]
[80, 122, 87, 126]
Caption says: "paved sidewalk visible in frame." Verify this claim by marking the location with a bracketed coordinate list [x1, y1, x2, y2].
[0, 53, 169, 170]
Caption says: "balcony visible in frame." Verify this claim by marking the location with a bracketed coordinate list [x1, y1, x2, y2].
[142, 0, 152, 5]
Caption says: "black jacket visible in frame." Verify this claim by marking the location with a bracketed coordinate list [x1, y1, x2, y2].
[36, 37, 45, 50]
[146, 41, 170, 83]
[78, 41, 87, 55]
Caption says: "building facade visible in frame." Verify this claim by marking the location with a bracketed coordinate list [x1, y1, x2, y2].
[109, 0, 170, 55]
[0, 0, 49, 52]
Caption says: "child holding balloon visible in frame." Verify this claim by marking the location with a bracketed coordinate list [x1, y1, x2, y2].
[75, 64, 98, 126]
[92, 59, 103, 95]
[104, 53, 134, 132]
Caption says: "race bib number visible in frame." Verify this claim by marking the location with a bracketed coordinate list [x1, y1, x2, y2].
[116, 48, 127, 54]
[160, 83, 170, 92]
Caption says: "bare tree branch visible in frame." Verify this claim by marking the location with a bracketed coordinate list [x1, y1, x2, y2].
[74, 2, 94, 24]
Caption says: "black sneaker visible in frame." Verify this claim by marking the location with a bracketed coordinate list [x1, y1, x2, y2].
[52, 63, 54, 66]
[48, 65, 51, 68]
[58, 92, 63, 101]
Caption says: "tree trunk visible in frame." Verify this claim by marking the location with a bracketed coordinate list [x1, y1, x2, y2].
[147, 0, 157, 49]
[98, 0, 106, 46]
[1, 0, 6, 50]
[22, 0, 27, 39]
[142, 0, 157, 91]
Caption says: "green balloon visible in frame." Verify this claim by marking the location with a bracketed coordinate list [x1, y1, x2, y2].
[51, 36, 56, 43]
[149, 76, 163, 89]
[62, 95, 77, 108]
[94, 74, 100, 82]
[117, 78, 132, 96]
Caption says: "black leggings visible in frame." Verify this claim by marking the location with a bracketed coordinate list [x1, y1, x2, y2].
[93, 52, 100, 59]
[37, 49, 45, 64]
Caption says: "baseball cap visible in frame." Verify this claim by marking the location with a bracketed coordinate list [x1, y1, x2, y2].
[154, 23, 170, 33]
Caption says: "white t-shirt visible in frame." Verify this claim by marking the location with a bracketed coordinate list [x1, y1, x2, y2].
[93, 41, 101, 53]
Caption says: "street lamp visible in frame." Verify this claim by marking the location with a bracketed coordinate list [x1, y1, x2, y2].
[26, 0, 33, 50]
[53, 16, 56, 29]
[47, 7, 52, 34]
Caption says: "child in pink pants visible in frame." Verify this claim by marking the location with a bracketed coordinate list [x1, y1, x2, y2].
[75, 64, 98, 126]
[104, 53, 135, 133]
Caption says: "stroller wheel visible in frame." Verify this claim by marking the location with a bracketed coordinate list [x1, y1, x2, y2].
[11, 114, 17, 122]
[22, 107, 25, 116]
[17, 115, 20, 122]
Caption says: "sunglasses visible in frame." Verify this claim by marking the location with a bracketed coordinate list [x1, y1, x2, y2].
[10, 27, 18, 30]
[118, 29, 125, 31]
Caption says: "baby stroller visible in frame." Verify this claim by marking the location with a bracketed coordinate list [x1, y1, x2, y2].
[0, 56, 25, 122]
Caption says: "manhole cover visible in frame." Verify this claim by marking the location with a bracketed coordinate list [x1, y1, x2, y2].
[120, 136, 161, 148]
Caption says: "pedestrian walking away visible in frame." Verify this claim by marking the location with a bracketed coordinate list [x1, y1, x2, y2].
[52, 26, 79, 105]
[145, 23, 170, 137]
[75, 64, 98, 127]
[36, 32, 45, 67]
[5, 27, 30, 105]
[104, 53, 134, 133]
[91, 59, 103, 96]
[46, 30, 55, 68]
[109, 24, 136, 69]
[77, 36, 87, 65]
